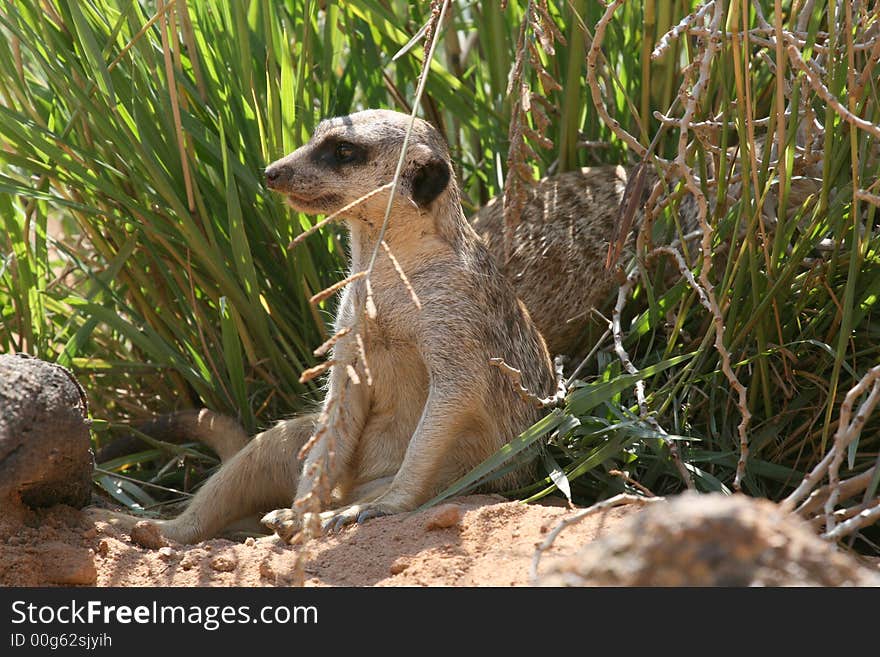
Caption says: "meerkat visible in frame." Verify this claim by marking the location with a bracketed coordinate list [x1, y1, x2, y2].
[472, 151, 826, 358]
[89, 109, 555, 545]
[471, 165, 643, 357]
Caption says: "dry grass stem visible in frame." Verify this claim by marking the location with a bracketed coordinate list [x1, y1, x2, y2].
[309, 271, 367, 306]
[298, 359, 336, 385]
[354, 332, 373, 387]
[289, 1, 450, 570]
[287, 182, 395, 250]
[381, 240, 421, 309]
[489, 357, 563, 409]
[313, 327, 352, 358]
[609, 469, 657, 497]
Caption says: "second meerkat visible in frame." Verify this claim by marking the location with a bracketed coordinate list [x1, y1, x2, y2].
[472, 165, 640, 357]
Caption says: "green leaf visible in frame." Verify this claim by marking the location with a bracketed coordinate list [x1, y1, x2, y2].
[419, 409, 566, 509]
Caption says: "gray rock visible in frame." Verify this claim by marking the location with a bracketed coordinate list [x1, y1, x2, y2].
[539, 492, 880, 587]
[0, 354, 93, 508]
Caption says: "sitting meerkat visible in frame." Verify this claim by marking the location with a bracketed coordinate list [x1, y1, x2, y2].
[474, 155, 823, 357]
[90, 109, 555, 545]
[471, 165, 640, 357]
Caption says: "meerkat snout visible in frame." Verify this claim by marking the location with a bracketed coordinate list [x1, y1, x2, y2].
[264, 164, 283, 188]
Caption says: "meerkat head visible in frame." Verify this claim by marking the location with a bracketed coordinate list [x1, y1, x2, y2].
[265, 109, 454, 227]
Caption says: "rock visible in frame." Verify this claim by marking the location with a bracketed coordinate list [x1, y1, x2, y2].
[389, 558, 410, 575]
[539, 492, 880, 587]
[179, 553, 199, 570]
[210, 555, 236, 572]
[39, 541, 97, 585]
[259, 558, 275, 581]
[158, 547, 176, 560]
[424, 503, 464, 530]
[0, 354, 93, 509]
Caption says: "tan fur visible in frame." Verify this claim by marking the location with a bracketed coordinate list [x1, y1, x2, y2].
[471, 166, 637, 357]
[90, 110, 555, 545]
[473, 157, 823, 358]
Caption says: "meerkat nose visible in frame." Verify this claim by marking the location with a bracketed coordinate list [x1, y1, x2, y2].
[266, 161, 294, 190]
[265, 165, 282, 188]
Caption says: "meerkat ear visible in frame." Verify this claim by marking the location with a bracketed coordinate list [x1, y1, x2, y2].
[408, 146, 451, 208]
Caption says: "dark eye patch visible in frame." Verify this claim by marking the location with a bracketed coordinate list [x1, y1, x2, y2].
[310, 136, 368, 170]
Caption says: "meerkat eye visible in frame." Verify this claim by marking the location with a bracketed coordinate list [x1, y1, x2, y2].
[334, 141, 357, 164]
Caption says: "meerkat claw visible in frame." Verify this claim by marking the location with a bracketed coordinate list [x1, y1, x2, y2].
[322, 510, 354, 534]
[320, 504, 377, 534]
[356, 507, 388, 524]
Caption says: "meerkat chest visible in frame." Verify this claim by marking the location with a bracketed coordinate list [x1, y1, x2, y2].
[334, 279, 427, 397]
[363, 329, 428, 410]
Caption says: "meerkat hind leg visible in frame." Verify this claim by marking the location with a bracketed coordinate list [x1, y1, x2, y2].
[90, 415, 315, 546]
[151, 416, 314, 544]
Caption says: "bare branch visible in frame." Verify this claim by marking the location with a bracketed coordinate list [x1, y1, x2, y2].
[586, 0, 646, 157]
[530, 494, 665, 583]
[672, 1, 752, 491]
[786, 42, 880, 141]
[489, 357, 564, 408]
[610, 264, 694, 488]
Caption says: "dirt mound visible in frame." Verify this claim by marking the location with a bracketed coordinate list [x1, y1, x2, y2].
[0, 494, 635, 587]
[3, 493, 877, 587]
[0, 501, 98, 586]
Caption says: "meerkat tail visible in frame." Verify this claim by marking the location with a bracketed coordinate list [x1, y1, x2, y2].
[156, 409, 250, 463]
[95, 409, 250, 465]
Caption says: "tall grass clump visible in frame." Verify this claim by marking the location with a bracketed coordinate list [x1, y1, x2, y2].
[0, 1, 878, 548]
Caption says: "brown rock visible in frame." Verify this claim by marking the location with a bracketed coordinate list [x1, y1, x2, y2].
[0, 355, 93, 509]
[424, 504, 464, 530]
[210, 555, 236, 572]
[39, 542, 97, 585]
[539, 492, 880, 587]
[389, 558, 410, 575]
[179, 553, 199, 570]
[259, 558, 275, 580]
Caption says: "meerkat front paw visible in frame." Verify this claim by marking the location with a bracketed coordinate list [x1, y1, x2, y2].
[261, 507, 300, 543]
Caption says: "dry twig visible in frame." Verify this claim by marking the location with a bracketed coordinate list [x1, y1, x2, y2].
[489, 356, 566, 409]
[529, 494, 665, 583]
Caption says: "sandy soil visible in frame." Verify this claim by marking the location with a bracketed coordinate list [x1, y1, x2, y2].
[0, 495, 635, 587]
